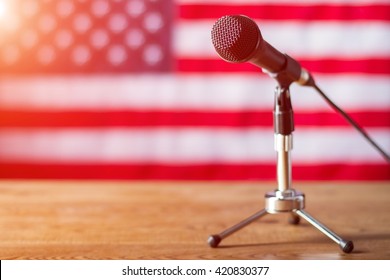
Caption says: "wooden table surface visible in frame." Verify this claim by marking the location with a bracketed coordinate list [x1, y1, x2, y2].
[0, 180, 389, 260]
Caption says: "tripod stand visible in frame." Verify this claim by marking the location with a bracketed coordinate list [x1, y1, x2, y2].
[207, 82, 354, 254]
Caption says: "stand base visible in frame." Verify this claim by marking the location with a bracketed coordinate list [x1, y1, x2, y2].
[208, 189, 354, 254]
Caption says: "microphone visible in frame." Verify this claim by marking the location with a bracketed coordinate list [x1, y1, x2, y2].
[211, 15, 314, 86]
[211, 15, 390, 162]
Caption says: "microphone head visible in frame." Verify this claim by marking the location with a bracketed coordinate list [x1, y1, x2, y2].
[211, 15, 262, 63]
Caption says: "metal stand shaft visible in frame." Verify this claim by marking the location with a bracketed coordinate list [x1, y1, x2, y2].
[207, 85, 354, 253]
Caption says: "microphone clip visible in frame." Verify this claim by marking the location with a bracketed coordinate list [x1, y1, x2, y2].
[262, 54, 314, 87]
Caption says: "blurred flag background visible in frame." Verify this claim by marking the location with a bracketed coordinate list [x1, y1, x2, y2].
[0, 0, 389, 180]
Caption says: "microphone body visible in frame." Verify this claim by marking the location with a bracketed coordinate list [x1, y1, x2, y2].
[211, 15, 313, 86]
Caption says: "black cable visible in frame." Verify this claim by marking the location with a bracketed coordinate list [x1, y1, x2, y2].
[312, 84, 390, 163]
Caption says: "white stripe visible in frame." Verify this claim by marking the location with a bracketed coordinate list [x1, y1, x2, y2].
[0, 128, 388, 163]
[176, 0, 390, 4]
[0, 74, 389, 111]
[175, 20, 390, 59]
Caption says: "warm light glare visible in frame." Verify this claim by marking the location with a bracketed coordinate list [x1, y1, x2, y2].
[0, 1, 6, 18]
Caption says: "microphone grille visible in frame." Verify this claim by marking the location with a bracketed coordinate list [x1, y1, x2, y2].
[211, 15, 260, 63]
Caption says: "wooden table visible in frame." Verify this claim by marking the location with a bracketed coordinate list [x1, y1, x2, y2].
[0, 180, 389, 259]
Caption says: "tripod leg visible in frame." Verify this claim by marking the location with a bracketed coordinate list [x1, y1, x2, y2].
[288, 213, 300, 225]
[208, 209, 268, 248]
[294, 209, 354, 253]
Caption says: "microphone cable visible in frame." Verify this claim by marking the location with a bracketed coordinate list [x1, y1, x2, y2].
[312, 83, 390, 163]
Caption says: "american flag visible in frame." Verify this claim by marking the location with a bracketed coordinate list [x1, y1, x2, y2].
[0, 0, 389, 180]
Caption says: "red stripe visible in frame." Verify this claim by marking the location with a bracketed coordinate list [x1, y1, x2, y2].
[179, 4, 390, 21]
[0, 162, 388, 180]
[1, 110, 389, 128]
[177, 58, 390, 75]
[295, 111, 390, 128]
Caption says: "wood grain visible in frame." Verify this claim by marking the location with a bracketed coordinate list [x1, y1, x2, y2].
[0, 180, 389, 259]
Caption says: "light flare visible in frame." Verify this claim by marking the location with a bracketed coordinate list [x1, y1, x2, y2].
[0, 0, 7, 18]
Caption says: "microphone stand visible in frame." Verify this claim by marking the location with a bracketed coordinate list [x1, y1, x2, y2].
[207, 73, 354, 253]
